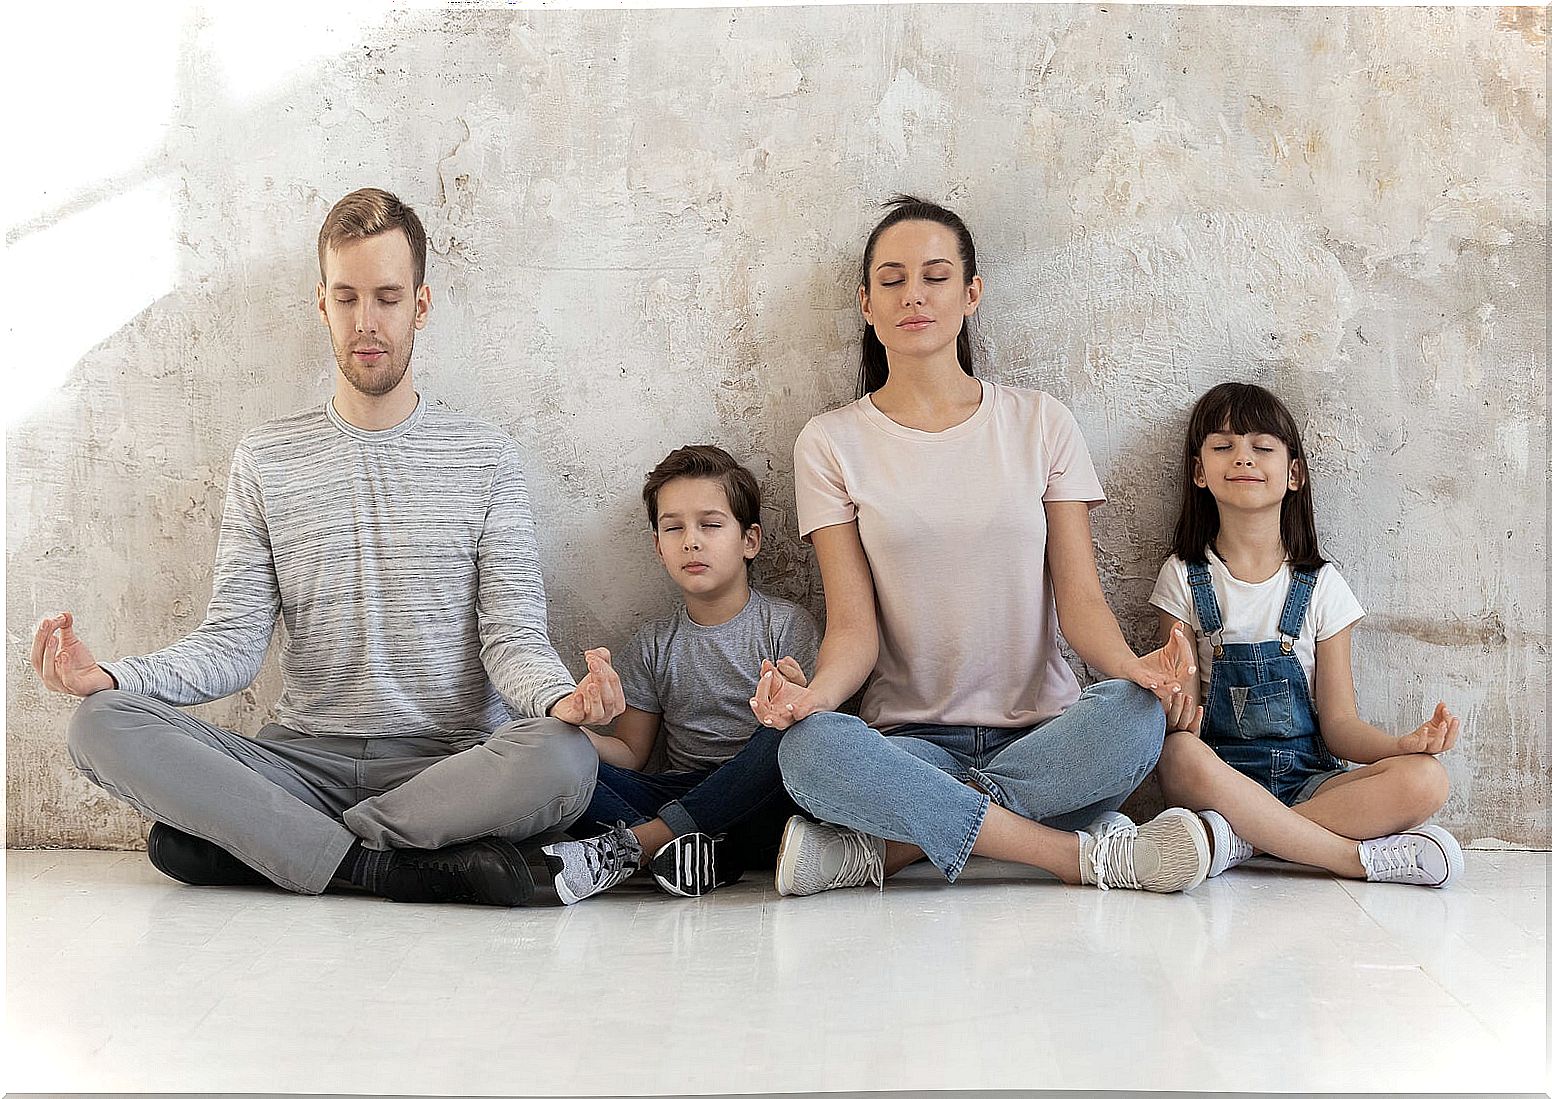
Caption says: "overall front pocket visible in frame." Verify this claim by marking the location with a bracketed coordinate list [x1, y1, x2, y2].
[1226, 679, 1294, 739]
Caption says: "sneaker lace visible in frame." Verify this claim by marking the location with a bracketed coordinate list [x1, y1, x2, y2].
[584, 825, 641, 886]
[832, 831, 884, 890]
[1088, 823, 1140, 891]
[1366, 837, 1421, 881]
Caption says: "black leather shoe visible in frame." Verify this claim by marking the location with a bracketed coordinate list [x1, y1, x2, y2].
[376, 838, 540, 906]
[146, 822, 272, 887]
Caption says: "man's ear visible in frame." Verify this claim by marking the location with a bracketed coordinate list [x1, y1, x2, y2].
[414, 283, 431, 331]
[316, 282, 328, 324]
[744, 522, 762, 560]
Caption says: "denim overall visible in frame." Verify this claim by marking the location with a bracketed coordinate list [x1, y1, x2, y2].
[1187, 562, 1344, 806]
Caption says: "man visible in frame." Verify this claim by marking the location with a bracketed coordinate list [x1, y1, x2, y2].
[32, 187, 620, 906]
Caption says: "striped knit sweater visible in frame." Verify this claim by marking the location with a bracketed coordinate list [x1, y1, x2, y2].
[101, 398, 577, 737]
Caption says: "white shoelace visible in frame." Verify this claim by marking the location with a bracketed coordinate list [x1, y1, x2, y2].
[1088, 824, 1141, 891]
[831, 831, 884, 890]
[1363, 837, 1422, 881]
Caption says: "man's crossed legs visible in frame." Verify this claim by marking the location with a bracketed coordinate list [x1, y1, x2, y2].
[67, 691, 597, 904]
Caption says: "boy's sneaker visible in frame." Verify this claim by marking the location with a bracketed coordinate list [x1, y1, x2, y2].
[1082, 810, 1134, 840]
[648, 832, 745, 897]
[1357, 825, 1464, 888]
[774, 816, 884, 896]
[1200, 809, 1255, 877]
[1078, 807, 1210, 893]
[541, 823, 643, 905]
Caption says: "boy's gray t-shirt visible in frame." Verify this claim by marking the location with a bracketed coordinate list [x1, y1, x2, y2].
[615, 589, 820, 772]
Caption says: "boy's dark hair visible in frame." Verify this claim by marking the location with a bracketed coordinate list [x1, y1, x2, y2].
[1172, 382, 1326, 571]
[856, 194, 979, 397]
[643, 445, 762, 532]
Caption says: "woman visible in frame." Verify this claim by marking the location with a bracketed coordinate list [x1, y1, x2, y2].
[750, 196, 1210, 894]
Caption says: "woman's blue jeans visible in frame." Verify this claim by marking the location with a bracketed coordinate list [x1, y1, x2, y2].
[777, 679, 1165, 881]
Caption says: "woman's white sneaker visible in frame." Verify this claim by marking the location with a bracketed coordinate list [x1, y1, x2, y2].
[1357, 824, 1464, 887]
[774, 816, 884, 896]
[1078, 807, 1210, 893]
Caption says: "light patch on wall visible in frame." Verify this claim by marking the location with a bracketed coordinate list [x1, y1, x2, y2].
[4, 181, 176, 426]
[5, 5, 180, 223]
[873, 69, 945, 162]
[1496, 422, 1530, 476]
[198, 3, 381, 105]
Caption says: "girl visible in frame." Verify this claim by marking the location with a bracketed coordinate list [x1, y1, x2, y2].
[1149, 382, 1464, 886]
[748, 195, 1212, 896]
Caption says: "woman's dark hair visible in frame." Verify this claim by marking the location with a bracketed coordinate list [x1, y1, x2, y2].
[1172, 382, 1326, 570]
[856, 194, 978, 397]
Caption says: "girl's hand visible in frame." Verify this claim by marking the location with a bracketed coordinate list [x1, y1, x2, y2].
[1394, 702, 1461, 755]
[1129, 624, 1198, 712]
[750, 665, 818, 730]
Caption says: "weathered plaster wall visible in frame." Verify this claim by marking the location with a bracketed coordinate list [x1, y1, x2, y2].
[7, 5, 1546, 848]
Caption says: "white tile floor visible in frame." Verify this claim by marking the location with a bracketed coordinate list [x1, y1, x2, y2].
[6, 849, 1546, 1095]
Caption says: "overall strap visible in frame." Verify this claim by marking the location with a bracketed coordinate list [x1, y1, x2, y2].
[1185, 561, 1225, 655]
[1276, 566, 1322, 653]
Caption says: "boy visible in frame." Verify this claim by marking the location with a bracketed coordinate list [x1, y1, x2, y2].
[541, 445, 820, 903]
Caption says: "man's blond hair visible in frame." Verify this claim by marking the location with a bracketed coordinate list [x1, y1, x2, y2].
[317, 188, 428, 288]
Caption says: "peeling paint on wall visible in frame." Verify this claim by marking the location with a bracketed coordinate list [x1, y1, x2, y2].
[7, 5, 1547, 849]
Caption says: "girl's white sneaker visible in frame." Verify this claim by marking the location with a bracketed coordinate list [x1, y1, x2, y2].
[1357, 824, 1464, 888]
[1200, 809, 1255, 877]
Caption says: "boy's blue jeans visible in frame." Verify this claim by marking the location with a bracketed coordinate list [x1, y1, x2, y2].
[778, 679, 1166, 881]
[572, 726, 798, 869]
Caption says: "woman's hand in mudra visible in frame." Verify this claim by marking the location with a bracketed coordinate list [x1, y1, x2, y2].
[749, 658, 817, 730]
[1128, 624, 1198, 715]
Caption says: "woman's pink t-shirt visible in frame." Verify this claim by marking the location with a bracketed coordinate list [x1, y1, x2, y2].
[794, 381, 1105, 731]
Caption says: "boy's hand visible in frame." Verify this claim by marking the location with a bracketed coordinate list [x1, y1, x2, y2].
[32, 612, 115, 697]
[766, 657, 808, 689]
[551, 647, 626, 727]
[1128, 624, 1198, 712]
[750, 664, 817, 730]
[1394, 702, 1461, 755]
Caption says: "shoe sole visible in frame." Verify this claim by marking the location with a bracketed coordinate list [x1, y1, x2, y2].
[1200, 810, 1240, 878]
[649, 833, 742, 897]
[1154, 807, 1212, 892]
[773, 815, 807, 897]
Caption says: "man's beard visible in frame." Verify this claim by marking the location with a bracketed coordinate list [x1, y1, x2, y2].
[334, 331, 413, 397]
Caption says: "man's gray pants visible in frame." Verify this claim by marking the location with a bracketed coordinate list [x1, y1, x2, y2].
[66, 691, 599, 895]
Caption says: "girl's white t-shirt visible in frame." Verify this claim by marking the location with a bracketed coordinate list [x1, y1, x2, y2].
[1149, 548, 1365, 709]
[794, 381, 1105, 731]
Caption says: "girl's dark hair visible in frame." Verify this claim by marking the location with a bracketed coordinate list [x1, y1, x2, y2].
[856, 194, 978, 397]
[1172, 382, 1326, 570]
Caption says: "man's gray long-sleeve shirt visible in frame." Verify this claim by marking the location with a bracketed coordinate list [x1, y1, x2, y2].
[101, 398, 577, 737]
